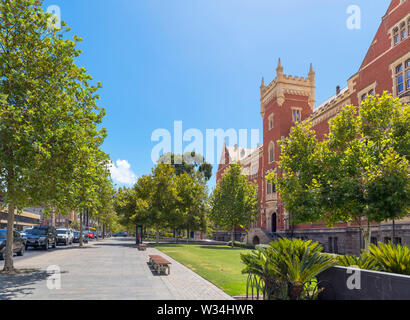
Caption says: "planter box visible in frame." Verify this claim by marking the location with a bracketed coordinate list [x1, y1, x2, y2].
[317, 266, 410, 300]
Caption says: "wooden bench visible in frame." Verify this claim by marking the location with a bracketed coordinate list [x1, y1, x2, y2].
[138, 243, 147, 251]
[148, 255, 171, 275]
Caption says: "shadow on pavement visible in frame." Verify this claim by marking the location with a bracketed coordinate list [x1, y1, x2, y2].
[94, 241, 137, 249]
[0, 269, 49, 300]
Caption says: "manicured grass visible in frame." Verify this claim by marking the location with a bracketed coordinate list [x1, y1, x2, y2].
[153, 244, 249, 296]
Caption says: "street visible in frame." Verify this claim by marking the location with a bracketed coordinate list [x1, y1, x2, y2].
[0, 238, 232, 300]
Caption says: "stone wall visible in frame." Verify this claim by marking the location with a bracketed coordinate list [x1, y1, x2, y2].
[247, 223, 410, 256]
[318, 266, 410, 300]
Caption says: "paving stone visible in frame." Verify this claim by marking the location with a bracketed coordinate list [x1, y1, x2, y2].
[0, 238, 233, 300]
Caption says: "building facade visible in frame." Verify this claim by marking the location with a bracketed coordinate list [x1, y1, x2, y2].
[216, 0, 410, 254]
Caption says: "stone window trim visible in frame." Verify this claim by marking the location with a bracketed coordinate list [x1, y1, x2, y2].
[388, 12, 410, 47]
[268, 113, 274, 131]
[268, 141, 275, 164]
[291, 107, 302, 123]
[390, 52, 410, 97]
[357, 81, 377, 103]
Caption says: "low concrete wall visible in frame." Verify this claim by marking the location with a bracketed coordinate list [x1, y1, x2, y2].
[318, 266, 410, 300]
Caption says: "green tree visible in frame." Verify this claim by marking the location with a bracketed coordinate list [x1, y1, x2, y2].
[269, 92, 409, 251]
[0, 0, 106, 271]
[158, 152, 213, 181]
[175, 171, 209, 242]
[210, 164, 259, 248]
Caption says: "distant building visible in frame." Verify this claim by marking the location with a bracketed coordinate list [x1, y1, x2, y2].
[217, 0, 410, 254]
[0, 209, 41, 231]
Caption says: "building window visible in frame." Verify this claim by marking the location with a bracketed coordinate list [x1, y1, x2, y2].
[328, 237, 338, 253]
[384, 237, 392, 244]
[400, 22, 407, 40]
[333, 237, 339, 254]
[408, 18, 410, 38]
[368, 89, 374, 96]
[371, 237, 378, 245]
[268, 114, 274, 130]
[269, 142, 275, 163]
[267, 182, 276, 195]
[406, 59, 410, 90]
[393, 27, 399, 45]
[396, 64, 404, 94]
[361, 93, 367, 102]
[394, 237, 402, 245]
[292, 109, 301, 122]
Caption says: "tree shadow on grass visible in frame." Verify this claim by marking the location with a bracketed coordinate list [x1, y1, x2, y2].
[0, 269, 51, 300]
[197, 245, 247, 251]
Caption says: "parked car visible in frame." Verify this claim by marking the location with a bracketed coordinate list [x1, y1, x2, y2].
[0, 229, 26, 259]
[17, 231, 28, 247]
[25, 226, 57, 250]
[56, 228, 73, 245]
[73, 231, 88, 243]
[113, 232, 127, 237]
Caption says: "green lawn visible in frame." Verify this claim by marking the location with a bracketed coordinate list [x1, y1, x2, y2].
[153, 244, 249, 296]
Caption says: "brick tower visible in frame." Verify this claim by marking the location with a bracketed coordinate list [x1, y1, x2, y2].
[259, 59, 315, 236]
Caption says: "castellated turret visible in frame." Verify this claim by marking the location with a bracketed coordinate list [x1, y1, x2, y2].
[260, 59, 316, 117]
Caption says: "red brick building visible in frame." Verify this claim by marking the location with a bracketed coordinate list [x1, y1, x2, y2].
[216, 0, 410, 254]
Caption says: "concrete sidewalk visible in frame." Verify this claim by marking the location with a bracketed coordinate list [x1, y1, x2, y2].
[0, 238, 233, 300]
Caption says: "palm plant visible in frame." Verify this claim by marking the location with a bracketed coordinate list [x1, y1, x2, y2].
[241, 238, 337, 300]
[367, 242, 410, 275]
[337, 254, 379, 271]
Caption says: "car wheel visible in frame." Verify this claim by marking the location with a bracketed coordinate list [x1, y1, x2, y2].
[43, 241, 49, 251]
[0, 254, 3, 260]
[53, 240, 57, 249]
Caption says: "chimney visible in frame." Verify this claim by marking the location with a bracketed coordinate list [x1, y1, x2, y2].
[336, 85, 341, 95]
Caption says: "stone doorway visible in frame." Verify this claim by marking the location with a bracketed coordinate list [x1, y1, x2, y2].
[253, 236, 260, 245]
[272, 213, 277, 233]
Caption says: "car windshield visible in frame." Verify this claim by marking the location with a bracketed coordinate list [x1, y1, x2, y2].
[57, 230, 67, 235]
[74, 232, 79, 236]
[0, 230, 6, 239]
[29, 228, 47, 235]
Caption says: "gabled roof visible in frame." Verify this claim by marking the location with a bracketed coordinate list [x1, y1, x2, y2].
[225, 146, 258, 163]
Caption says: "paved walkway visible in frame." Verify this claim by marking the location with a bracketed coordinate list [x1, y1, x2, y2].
[0, 238, 232, 300]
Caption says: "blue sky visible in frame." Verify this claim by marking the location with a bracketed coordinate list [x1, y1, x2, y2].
[43, 0, 389, 189]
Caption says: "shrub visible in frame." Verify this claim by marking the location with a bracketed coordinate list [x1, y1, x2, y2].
[367, 242, 410, 275]
[336, 243, 410, 276]
[255, 244, 269, 250]
[241, 238, 337, 300]
[226, 241, 255, 249]
[337, 254, 379, 271]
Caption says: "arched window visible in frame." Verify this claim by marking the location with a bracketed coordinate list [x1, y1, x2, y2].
[269, 142, 275, 163]
[408, 18, 410, 38]
[400, 22, 406, 40]
[396, 63, 404, 94]
[393, 27, 399, 45]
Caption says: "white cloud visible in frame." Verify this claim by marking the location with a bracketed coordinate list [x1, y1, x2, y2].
[109, 159, 137, 185]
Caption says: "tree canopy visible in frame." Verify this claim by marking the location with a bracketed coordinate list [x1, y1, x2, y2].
[268, 92, 409, 251]
[210, 164, 259, 247]
[0, 0, 109, 271]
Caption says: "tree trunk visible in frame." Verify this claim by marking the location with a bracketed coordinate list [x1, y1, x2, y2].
[361, 220, 372, 252]
[186, 224, 189, 244]
[3, 203, 15, 272]
[231, 223, 235, 248]
[392, 219, 395, 245]
[156, 224, 160, 244]
[102, 224, 105, 240]
[79, 211, 83, 247]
